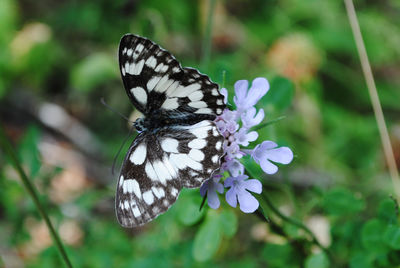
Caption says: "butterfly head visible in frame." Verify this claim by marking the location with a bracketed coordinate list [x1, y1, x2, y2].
[133, 118, 147, 132]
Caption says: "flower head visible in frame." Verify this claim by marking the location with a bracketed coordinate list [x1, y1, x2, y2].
[224, 175, 262, 213]
[249, 141, 293, 174]
[233, 78, 269, 114]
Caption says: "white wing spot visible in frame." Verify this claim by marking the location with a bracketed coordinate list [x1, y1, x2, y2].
[152, 187, 165, 199]
[130, 87, 147, 104]
[124, 200, 129, 210]
[171, 84, 201, 97]
[189, 149, 204, 162]
[135, 43, 144, 54]
[188, 91, 203, 101]
[207, 168, 212, 173]
[147, 76, 160, 91]
[122, 47, 127, 54]
[155, 77, 174, 93]
[121, 66, 126, 76]
[169, 153, 202, 171]
[132, 205, 141, 217]
[143, 191, 154, 205]
[188, 101, 207, 108]
[172, 67, 180, 73]
[153, 160, 172, 183]
[171, 187, 178, 197]
[188, 139, 206, 149]
[216, 108, 222, 114]
[211, 155, 219, 164]
[129, 144, 146, 165]
[163, 200, 169, 207]
[215, 141, 222, 150]
[195, 108, 213, 114]
[161, 138, 179, 153]
[132, 179, 141, 198]
[216, 99, 223, 105]
[145, 56, 157, 68]
[145, 162, 158, 181]
[161, 98, 179, 109]
[127, 48, 133, 56]
[211, 89, 219, 96]
[212, 127, 219, 137]
[118, 175, 124, 187]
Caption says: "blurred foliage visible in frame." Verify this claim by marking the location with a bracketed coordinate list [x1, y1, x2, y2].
[1, 0, 400, 267]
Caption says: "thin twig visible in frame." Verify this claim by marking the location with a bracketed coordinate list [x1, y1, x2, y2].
[0, 124, 73, 268]
[201, 0, 217, 71]
[344, 0, 400, 199]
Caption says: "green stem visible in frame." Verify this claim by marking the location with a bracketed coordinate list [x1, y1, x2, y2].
[200, 0, 217, 71]
[251, 116, 286, 132]
[0, 124, 73, 268]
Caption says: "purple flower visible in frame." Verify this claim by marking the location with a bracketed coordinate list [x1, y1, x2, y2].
[233, 78, 270, 114]
[234, 128, 258, 147]
[221, 158, 244, 177]
[249, 141, 293, 174]
[241, 107, 265, 129]
[220, 88, 228, 104]
[224, 175, 262, 213]
[200, 176, 224, 209]
[224, 142, 244, 159]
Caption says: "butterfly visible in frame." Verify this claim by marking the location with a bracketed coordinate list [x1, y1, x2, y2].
[115, 34, 226, 227]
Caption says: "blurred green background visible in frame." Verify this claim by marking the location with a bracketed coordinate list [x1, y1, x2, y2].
[1, 0, 400, 267]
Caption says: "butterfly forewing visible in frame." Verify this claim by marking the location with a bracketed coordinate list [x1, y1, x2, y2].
[116, 120, 224, 227]
[119, 34, 225, 118]
[116, 34, 226, 227]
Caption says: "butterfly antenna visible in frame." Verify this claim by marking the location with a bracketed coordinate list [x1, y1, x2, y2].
[111, 125, 136, 175]
[100, 97, 132, 122]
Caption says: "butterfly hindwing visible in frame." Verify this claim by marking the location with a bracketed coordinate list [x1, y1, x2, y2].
[119, 34, 225, 118]
[116, 120, 224, 227]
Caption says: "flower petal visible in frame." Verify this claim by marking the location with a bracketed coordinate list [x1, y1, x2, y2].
[200, 180, 209, 196]
[259, 158, 278, 174]
[246, 131, 258, 143]
[260, 140, 278, 151]
[224, 177, 234, 188]
[242, 179, 262, 194]
[220, 88, 228, 104]
[266, 147, 294, 164]
[225, 188, 238, 208]
[233, 80, 248, 106]
[207, 190, 221, 209]
[237, 190, 259, 213]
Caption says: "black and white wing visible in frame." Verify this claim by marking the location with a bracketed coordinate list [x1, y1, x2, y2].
[116, 120, 224, 227]
[119, 34, 225, 119]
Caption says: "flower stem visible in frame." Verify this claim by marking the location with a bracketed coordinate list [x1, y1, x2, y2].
[200, 0, 217, 71]
[344, 0, 400, 200]
[0, 124, 73, 268]
[261, 190, 334, 263]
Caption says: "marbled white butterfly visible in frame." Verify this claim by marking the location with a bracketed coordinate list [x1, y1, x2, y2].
[116, 34, 226, 227]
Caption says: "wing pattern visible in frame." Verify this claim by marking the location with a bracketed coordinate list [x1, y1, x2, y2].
[116, 34, 226, 227]
[116, 121, 224, 227]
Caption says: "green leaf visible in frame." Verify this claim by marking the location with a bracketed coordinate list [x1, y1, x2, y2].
[361, 219, 389, 254]
[176, 193, 205, 226]
[192, 210, 221, 262]
[220, 210, 238, 238]
[262, 243, 294, 266]
[383, 225, 400, 250]
[322, 187, 365, 215]
[261, 76, 294, 111]
[350, 253, 374, 268]
[378, 198, 398, 224]
[305, 252, 329, 268]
